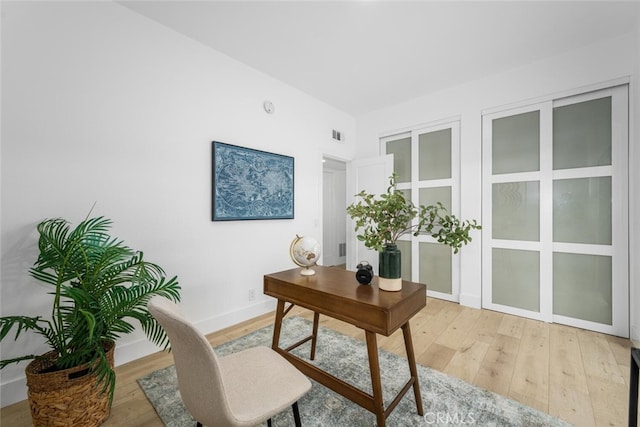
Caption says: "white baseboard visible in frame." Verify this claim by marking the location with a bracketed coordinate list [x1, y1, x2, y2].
[1, 376, 28, 409]
[195, 299, 276, 336]
[0, 299, 277, 408]
[459, 292, 481, 309]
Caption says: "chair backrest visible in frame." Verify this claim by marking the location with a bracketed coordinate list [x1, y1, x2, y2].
[147, 296, 234, 425]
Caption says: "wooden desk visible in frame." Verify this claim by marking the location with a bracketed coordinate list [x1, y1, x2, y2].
[263, 266, 426, 426]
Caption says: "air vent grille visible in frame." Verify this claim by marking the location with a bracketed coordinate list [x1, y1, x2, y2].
[332, 129, 344, 143]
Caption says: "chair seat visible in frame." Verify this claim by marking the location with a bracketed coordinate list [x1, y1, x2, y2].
[218, 346, 312, 425]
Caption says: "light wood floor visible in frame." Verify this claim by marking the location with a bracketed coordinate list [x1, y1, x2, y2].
[1, 298, 635, 426]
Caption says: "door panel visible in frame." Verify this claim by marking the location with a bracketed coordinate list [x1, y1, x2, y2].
[385, 137, 411, 183]
[419, 129, 452, 180]
[553, 177, 612, 245]
[553, 252, 612, 324]
[553, 96, 612, 169]
[419, 187, 451, 212]
[492, 181, 540, 241]
[492, 248, 540, 312]
[492, 110, 540, 174]
[419, 242, 452, 294]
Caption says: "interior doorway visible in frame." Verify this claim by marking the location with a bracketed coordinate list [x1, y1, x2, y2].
[322, 157, 347, 268]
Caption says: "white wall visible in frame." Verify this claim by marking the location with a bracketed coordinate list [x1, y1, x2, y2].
[0, 1, 356, 405]
[356, 32, 639, 340]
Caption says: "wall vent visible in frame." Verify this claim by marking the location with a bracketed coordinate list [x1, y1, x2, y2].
[332, 129, 345, 143]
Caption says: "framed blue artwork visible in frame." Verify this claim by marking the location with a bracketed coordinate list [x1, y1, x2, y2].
[212, 141, 294, 221]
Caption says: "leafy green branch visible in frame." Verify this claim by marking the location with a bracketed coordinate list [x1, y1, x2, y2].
[346, 174, 481, 252]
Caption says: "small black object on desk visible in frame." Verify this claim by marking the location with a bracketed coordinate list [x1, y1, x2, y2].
[355, 261, 373, 285]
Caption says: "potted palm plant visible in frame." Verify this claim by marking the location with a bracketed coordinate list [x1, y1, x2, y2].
[0, 215, 181, 426]
[347, 174, 481, 291]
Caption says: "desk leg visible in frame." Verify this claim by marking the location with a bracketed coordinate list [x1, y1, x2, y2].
[365, 330, 386, 427]
[402, 322, 424, 416]
[272, 299, 285, 349]
[310, 312, 320, 360]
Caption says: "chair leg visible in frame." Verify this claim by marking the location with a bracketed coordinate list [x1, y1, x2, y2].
[292, 402, 302, 427]
[267, 418, 272, 427]
[196, 423, 202, 427]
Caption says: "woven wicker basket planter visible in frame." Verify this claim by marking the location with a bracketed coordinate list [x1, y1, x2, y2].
[25, 341, 115, 427]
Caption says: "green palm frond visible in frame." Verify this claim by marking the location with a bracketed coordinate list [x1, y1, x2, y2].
[0, 316, 60, 367]
[90, 252, 149, 294]
[92, 345, 116, 404]
[0, 355, 43, 369]
[1, 215, 181, 403]
[100, 274, 180, 340]
[0, 316, 50, 341]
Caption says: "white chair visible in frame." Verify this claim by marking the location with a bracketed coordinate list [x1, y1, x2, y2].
[147, 296, 311, 427]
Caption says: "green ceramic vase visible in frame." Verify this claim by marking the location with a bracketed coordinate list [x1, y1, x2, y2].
[379, 243, 401, 279]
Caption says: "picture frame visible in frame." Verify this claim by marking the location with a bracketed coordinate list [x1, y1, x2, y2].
[212, 141, 294, 221]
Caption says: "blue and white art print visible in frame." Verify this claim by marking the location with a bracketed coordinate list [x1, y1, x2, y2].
[212, 142, 294, 221]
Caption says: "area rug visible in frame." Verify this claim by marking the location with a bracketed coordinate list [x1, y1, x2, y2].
[138, 317, 571, 426]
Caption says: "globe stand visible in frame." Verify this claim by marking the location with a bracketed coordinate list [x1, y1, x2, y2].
[300, 266, 316, 276]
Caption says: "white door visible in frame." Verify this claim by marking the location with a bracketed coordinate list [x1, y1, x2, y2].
[482, 85, 629, 337]
[322, 159, 347, 267]
[346, 155, 393, 272]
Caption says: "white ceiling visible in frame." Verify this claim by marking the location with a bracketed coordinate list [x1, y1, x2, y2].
[119, 1, 640, 115]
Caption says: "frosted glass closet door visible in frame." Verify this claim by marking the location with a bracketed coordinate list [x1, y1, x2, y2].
[381, 121, 461, 302]
[486, 108, 545, 318]
[483, 85, 628, 337]
[551, 95, 620, 328]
